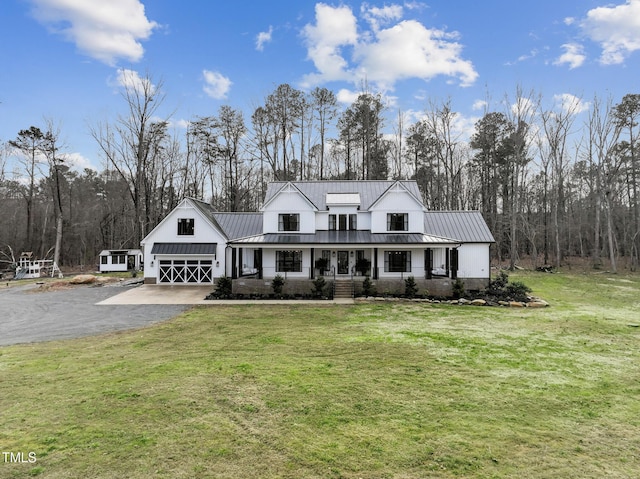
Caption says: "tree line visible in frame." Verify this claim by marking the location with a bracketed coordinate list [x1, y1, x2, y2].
[1, 71, 639, 273]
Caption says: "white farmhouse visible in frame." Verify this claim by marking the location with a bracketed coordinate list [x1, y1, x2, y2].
[141, 180, 494, 296]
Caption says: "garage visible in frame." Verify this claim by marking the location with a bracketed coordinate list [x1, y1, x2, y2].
[151, 243, 217, 284]
[158, 259, 213, 283]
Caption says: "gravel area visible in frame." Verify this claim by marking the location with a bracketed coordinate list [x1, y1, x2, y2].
[0, 283, 188, 346]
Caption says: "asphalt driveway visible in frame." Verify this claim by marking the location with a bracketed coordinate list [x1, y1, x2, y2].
[0, 283, 189, 346]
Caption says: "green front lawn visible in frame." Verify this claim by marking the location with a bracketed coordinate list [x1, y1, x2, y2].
[1, 272, 639, 478]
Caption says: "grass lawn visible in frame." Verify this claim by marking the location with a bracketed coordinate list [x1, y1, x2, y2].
[1, 271, 639, 478]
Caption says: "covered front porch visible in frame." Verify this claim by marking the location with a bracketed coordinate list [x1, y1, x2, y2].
[226, 243, 462, 281]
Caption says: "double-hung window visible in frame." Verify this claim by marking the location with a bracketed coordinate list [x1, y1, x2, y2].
[279, 214, 300, 232]
[178, 218, 194, 235]
[387, 213, 408, 231]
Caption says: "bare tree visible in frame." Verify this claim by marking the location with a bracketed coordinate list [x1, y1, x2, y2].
[612, 94, 640, 270]
[41, 120, 66, 269]
[311, 87, 337, 180]
[8, 126, 46, 249]
[90, 71, 167, 245]
[537, 95, 582, 268]
[582, 95, 621, 270]
[504, 88, 536, 270]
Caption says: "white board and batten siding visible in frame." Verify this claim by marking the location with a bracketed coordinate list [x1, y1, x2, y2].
[262, 188, 316, 234]
[456, 243, 491, 279]
[369, 187, 425, 233]
[141, 199, 226, 284]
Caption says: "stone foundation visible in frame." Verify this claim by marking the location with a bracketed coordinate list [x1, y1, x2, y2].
[232, 278, 325, 296]
[230, 277, 490, 297]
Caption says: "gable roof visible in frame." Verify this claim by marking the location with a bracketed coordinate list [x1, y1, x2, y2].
[424, 211, 495, 243]
[368, 180, 425, 211]
[140, 197, 225, 245]
[263, 180, 424, 210]
[261, 182, 318, 211]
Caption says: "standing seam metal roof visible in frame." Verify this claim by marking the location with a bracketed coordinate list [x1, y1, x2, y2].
[211, 212, 263, 240]
[424, 211, 495, 243]
[263, 180, 423, 210]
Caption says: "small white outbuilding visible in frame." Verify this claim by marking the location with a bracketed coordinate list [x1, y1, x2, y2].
[99, 249, 143, 273]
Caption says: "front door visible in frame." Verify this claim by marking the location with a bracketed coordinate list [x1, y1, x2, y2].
[337, 251, 349, 275]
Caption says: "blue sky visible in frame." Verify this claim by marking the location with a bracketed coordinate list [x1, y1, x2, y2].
[1, 0, 640, 172]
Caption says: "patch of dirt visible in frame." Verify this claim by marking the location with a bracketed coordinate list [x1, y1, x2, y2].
[29, 276, 123, 293]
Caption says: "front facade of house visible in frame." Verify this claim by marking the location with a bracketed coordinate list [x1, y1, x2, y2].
[141, 180, 494, 294]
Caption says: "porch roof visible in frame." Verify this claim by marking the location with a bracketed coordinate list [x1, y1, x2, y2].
[228, 230, 459, 246]
[150, 242, 217, 255]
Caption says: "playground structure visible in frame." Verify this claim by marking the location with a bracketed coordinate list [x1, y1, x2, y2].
[14, 252, 63, 280]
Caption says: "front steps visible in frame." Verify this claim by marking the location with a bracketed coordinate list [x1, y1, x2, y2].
[333, 279, 353, 299]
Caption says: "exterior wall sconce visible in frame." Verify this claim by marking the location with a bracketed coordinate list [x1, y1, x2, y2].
[350, 251, 354, 256]
[216, 261, 220, 267]
[150, 260, 154, 267]
[332, 251, 336, 257]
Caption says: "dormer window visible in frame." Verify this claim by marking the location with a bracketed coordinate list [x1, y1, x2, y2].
[178, 218, 194, 235]
[279, 213, 300, 232]
[329, 214, 357, 231]
[387, 213, 408, 231]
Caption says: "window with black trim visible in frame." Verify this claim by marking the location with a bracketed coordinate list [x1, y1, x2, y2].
[178, 218, 194, 235]
[112, 255, 126, 264]
[387, 213, 408, 231]
[384, 251, 411, 272]
[276, 250, 302, 272]
[329, 213, 357, 230]
[101, 256, 108, 265]
[349, 214, 357, 230]
[329, 214, 336, 230]
[278, 214, 300, 231]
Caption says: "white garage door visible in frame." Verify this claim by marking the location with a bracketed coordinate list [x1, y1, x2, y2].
[158, 259, 213, 283]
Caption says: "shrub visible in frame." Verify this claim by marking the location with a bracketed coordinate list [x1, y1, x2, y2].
[314, 257, 329, 274]
[505, 281, 532, 302]
[216, 275, 233, 298]
[404, 275, 418, 298]
[483, 271, 532, 302]
[355, 258, 371, 276]
[452, 278, 465, 299]
[362, 276, 376, 297]
[272, 274, 285, 295]
[312, 276, 327, 298]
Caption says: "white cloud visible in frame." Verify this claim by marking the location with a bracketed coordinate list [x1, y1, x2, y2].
[553, 93, 590, 114]
[361, 3, 403, 31]
[301, 4, 477, 91]
[61, 152, 97, 172]
[356, 20, 478, 89]
[580, 0, 640, 65]
[202, 70, 232, 99]
[472, 100, 488, 111]
[256, 26, 273, 51]
[510, 97, 536, 118]
[171, 119, 191, 130]
[554, 43, 586, 69]
[29, 0, 158, 66]
[336, 88, 360, 105]
[301, 3, 359, 86]
[114, 68, 155, 94]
